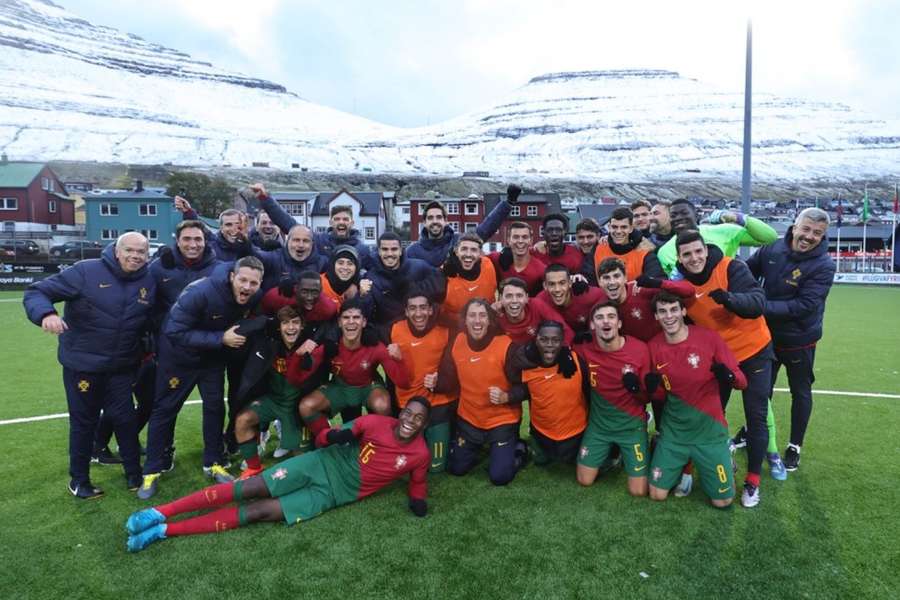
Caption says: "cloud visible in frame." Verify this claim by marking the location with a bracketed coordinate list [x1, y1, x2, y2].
[165, 0, 282, 61]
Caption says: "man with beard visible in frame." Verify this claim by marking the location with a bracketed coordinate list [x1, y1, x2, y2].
[630, 200, 653, 238]
[649, 200, 674, 248]
[746, 208, 835, 472]
[391, 292, 456, 472]
[530, 213, 584, 274]
[494, 277, 573, 344]
[175, 196, 252, 263]
[312, 205, 374, 269]
[232, 306, 327, 479]
[535, 264, 607, 339]
[440, 233, 499, 326]
[407, 186, 518, 267]
[593, 207, 663, 282]
[574, 302, 652, 497]
[250, 211, 283, 251]
[124, 398, 432, 552]
[320, 245, 362, 310]
[657, 199, 777, 277]
[646, 292, 745, 508]
[298, 299, 409, 440]
[675, 230, 775, 507]
[24, 233, 156, 499]
[507, 321, 588, 466]
[432, 299, 527, 486]
[137, 257, 265, 499]
[488, 222, 546, 296]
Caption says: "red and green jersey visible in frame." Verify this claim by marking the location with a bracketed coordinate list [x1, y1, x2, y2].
[497, 296, 574, 345]
[575, 336, 651, 432]
[318, 414, 430, 505]
[616, 280, 694, 342]
[261, 287, 338, 323]
[536, 287, 608, 332]
[647, 325, 748, 443]
[261, 345, 325, 406]
[531, 244, 584, 274]
[488, 252, 546, 296]
[331, 340, 409, 388]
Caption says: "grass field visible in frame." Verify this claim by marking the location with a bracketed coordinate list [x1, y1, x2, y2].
[1, 286, 898, 600]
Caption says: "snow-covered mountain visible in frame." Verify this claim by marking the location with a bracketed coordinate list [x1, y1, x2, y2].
[2, 0, 899, 181]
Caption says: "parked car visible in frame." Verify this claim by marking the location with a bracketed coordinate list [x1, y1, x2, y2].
[50, 241, 103, 259]
[0, 239, 40, 255]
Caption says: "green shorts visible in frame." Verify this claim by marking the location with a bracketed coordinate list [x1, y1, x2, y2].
[247, 396, 307, 451]
[649, 435, 735, 501]
[263, 451, 337, 525]
[320, 378, 385, 415]
[577, 422, 649, 477]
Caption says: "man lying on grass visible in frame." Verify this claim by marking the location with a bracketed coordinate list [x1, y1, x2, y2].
[125, 397, 432, 552]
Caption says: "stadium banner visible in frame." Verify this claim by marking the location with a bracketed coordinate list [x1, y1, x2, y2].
[0, 263, 68, 290]
[833, 273, 900, 285]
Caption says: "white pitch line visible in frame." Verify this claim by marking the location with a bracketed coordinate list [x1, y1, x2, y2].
[0, 399, 202, 426]
[0, 298, 24, 303]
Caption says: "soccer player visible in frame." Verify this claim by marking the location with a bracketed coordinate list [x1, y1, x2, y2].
[574, 301, 652, 497]
[592, 207, 663, 282]
[390, 292, 456, 472]
[124, 398, 432, 552]
[646, 292, 748, 508]
[24, 233, 156, 499]
[440, 232, 498, 326]
[536, 264, 607, 337]
[137, 257, 265, 499]
[489, 221, 546, 296]
[530, 213, 584, 274]
[574, 218, 602, 286]
[746, 207, 836, 470]
[508, 321, 588, 465]
[298, 299, 409, 440]
[494, 277, 574, 344]
[432, 298, 526, 486]
[630, 200, 653, 238]
[232, 306, 327, 479]
[675, 230, 775, 507]
[406, 186, 517, 267]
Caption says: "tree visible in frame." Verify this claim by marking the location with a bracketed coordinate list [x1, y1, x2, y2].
[165, 172, 236, 219]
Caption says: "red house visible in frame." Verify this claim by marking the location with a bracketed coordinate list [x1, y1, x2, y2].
[483, 191, 562, 245]
[0, 158, 74, 229]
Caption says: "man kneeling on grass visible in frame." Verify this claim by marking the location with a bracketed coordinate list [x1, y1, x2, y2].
[125, 397, 432, 552]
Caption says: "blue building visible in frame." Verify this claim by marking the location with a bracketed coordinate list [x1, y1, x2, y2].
[84, 182, 178, 244]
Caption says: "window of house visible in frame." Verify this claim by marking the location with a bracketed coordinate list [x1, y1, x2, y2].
[101, 229, 119, 240]
[446, 202, 459, 215]
[465, 203, 478, 215]
[416, 203, 425, 215]
[49, 180, 55, 192]
[100, 203, 118, 216]
[402, 207, 410, 215]
[509, 206, 520, 217]
[527, 205, 538, 217]
[365, 226, 375, 240]
[464, 222, 477, 232]
[41, 177, 49, 191]
[0, 197, 17, 210]
[284, 203, 305, 216]
[316, 226, 327, 233]
[141, 229, 158, 240]
[448, 221, 459, 232]
[139, 204, 157, 216]
[48, 200, 57, 213]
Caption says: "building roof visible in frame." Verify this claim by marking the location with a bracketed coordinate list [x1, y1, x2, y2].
[84, 190, 172, 201]
[0, 162, 45, 188]
[577, 204, 619, 226]
[484, 192, 562, 215]
[272, 192, 318, 202]
[312, 190, 383, 216]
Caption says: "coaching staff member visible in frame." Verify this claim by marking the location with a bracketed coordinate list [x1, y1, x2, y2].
[24, 232, 156, 499]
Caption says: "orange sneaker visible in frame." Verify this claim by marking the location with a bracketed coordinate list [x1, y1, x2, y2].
[238, 466, 264, 480]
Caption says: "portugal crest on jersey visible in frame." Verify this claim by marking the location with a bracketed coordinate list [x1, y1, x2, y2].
[687, 353, 700, 369]
[272, 468, 288, 480]
[652, 467, 663, 481]
[630, 307, 642, 320]
[394, 455, 408, 470]
[621, 364, 635, 374]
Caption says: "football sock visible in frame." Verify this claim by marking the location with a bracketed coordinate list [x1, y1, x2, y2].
[156, 482, 235, 518]
[682, 461, 693, 475]
[766, 401, 778, 454]
[165, 506, 241, 536]
[306, 415, 330, 437]
[745, 472, 760, 487]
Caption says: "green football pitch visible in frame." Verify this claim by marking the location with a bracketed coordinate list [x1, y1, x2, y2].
[1, 286, 898, 600]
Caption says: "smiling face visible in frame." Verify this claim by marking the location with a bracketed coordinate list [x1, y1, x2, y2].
[256, 212, 276, 236]
[455, 240, 482, 271]
[424, 207, 446, 238]
[677, 240, 708, 275]
[230, 266, 262, 305]
[330, 210, 353, 237]
[177, 226, 206, 261]
[395, 401, 428, 441]
[576, 229, 598, 254]
[535, 325, 563, 367]
[405, 295, 433, 333]
[654, 300, 687, 337]
[791, 217, 827, 253]
[333, 256, 357, 281]
[115, 233, 149, 273]
[464, 302, 490, 341]
[669, 203, 697, 233]
[543, 219, 566, 249]
[651, 203, 671, 233]
[590, 305, 622, 345]
[543, 270, 571, 307]
[632, 205, 651, 231]
[339, 307, 366, 343]
[296, 277, 321, 311]
[507, 226, 532, 257]
[500, 284, 528, 321]
[607, 217, 633, 246]
[287, 227, 313, 262]
[600, 268, 627, 302]
[379, 239, 402, 270]
[220, 213, 244, 244]
[279, 316, 303, 346]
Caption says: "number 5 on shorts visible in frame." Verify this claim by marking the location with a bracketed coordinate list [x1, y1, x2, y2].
[633, 444, 644, 462]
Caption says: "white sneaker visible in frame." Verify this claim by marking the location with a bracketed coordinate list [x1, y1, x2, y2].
[674, 473, 693, 497]
[258, 428, 271, 456]
[273, 446, 290, 458]
[741, 482, 760, 508]
[273, 419, 283, 441]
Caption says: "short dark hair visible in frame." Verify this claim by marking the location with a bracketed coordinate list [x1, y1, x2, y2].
[175, 219, 207, 239]
[508, 221, 531, 234]
[378, 231, 402, 246]
[233, 255, 264, 274]
[298, 269, 320, 283]
[651, 290, 685, 312]
[406, 396, 432, 419]
[675, 230, 705, 252]
[597, 257, 626, 277]
[276, 305, 301, 323]
[456, 232, 483, 248]
[630, 199, 652, 211]
[423, 201, 446, 218]
[589, 299, 621, 320]
[219, 208, 244, 224]
[339, 296, 366, 316]
[543, 263, 571, 279]
[330, 205, 353, 218]
[542, 213, 569, 229]
[536, 319, 565, 334]
[575, 218, 600, 234]
[671, 198, 696, 211]
[610, 207, 633, 223]
[499, 277, 528, 294]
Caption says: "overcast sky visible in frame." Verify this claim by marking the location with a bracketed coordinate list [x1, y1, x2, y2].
[61, 0, 900, 128]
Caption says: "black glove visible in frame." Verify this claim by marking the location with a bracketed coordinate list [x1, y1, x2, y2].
[157, 245, 176, 269]
[644, 372, 662, 395]
[557, 348, 577, 378]
[573, 330, 592, 345]
[622, 371, 641, 394]
[278, 276, 296, 298]
[636, 275, 663, 289]
[572, 279, 590, 296]
[506, 184, 522, 204]
[409, 498, 428, 517]
[498, 246, 514, 271]
[709, 289, 730, 307]
[299, 352, 314, 370]
[711, 362, 735, 387]
[235, 316, 267, 337]
[326, 428, 356, 445]
[442, 253, 462, 278]
[361, 325, 380, 347]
